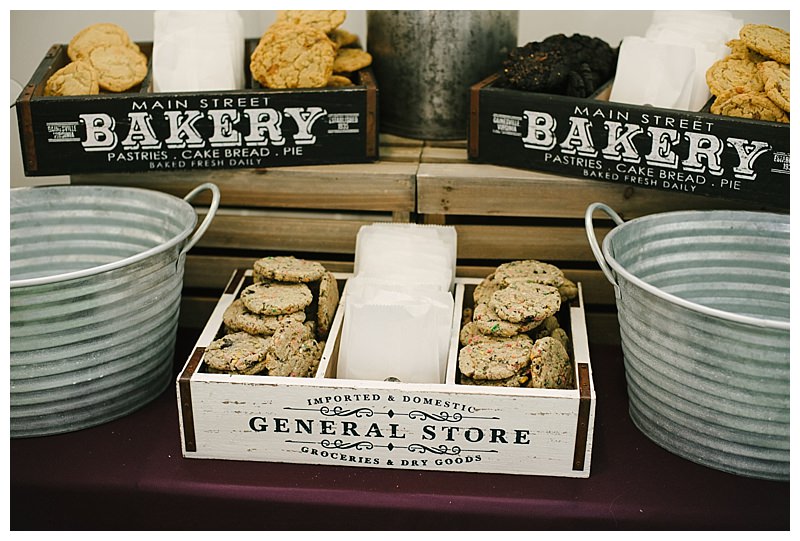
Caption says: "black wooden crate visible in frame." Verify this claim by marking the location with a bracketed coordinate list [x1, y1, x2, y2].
[15, 40, 378, 176]
[468, 74, 789, 210]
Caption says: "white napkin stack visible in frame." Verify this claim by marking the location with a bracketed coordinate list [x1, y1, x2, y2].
[610, 11, 743, 111]
[152, 11, 245, 92]
[337, 223, 457, 384]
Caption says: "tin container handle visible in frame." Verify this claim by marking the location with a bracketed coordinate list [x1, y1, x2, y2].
[181, 182, 221, 256]
[585, 202, 625, 298]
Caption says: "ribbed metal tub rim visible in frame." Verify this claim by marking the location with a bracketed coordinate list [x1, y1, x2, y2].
[10, 184, 219, 289]
[585, 203, 789, 332]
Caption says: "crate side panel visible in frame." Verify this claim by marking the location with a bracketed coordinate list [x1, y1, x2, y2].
[473, 87, 790, 210]
[185, 377, 587, 477]
[22, 88, 372, 176]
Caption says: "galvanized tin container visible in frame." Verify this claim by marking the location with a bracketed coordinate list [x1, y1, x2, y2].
[367, 10, 518, 139]
[585, 203, 789, 481]
[10, 183, 220, 438]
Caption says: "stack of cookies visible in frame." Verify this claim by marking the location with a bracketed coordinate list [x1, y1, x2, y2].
[706, 23, 789, 123]
[250, 10, 372, 89]
[45, 23, 148, 96]
[203, 256, 339, 377]
[458, 260, 577, 389]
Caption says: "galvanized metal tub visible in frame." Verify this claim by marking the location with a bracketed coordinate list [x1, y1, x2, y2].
[10, 183, 220, 438]
[585, 203, 789, 481]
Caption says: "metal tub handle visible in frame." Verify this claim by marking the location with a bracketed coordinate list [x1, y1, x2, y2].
[181, 182, 221, 257]
[585, 202, 624, 298]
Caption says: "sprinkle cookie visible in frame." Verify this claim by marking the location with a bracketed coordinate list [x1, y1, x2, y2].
[473, 302, 539, 338]
[489, 281, 562, 324]
[473, 273, 502, 305]
[266, 320, 321, 377]
[458, 338, 532, 381]
[529, 337, 574, 389]
[460, 320, 535, 347]
[494, 259, 565, 288]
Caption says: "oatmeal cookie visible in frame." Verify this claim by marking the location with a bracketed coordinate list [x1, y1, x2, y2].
[240, 281, 313, 316]
[710, 90, 789, 122]
[276, 10, 347, 33]
[44, 60, 99, 96]
[528, 336, 574, 389]
[494, 259, 565, 288]
[86, 44, 148, 92]
[204, 332, 272, 375]
[706, 56, 764, 97]
[740, 24, 790, 65]
[250, 22, 336, 89]
[759, 61, 790, 112]
[67, 22, 135, 61]
[489, 281, 562, 324]
[333, 48, 372, 73]
[458, 338, 532, 381]
[223, 298, 306, 336]
[253, 255, 326, 283]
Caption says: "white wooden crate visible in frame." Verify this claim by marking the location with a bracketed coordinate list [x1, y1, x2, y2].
[177, 270, 595, 477]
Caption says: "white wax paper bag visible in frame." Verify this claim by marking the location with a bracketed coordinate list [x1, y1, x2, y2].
[610, 36, 695, 110]
[153, 11, 245, 92]
[337, 277, 454, 383]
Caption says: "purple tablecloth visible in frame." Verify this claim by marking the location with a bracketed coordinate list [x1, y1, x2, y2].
[10, 329, 789, 530]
